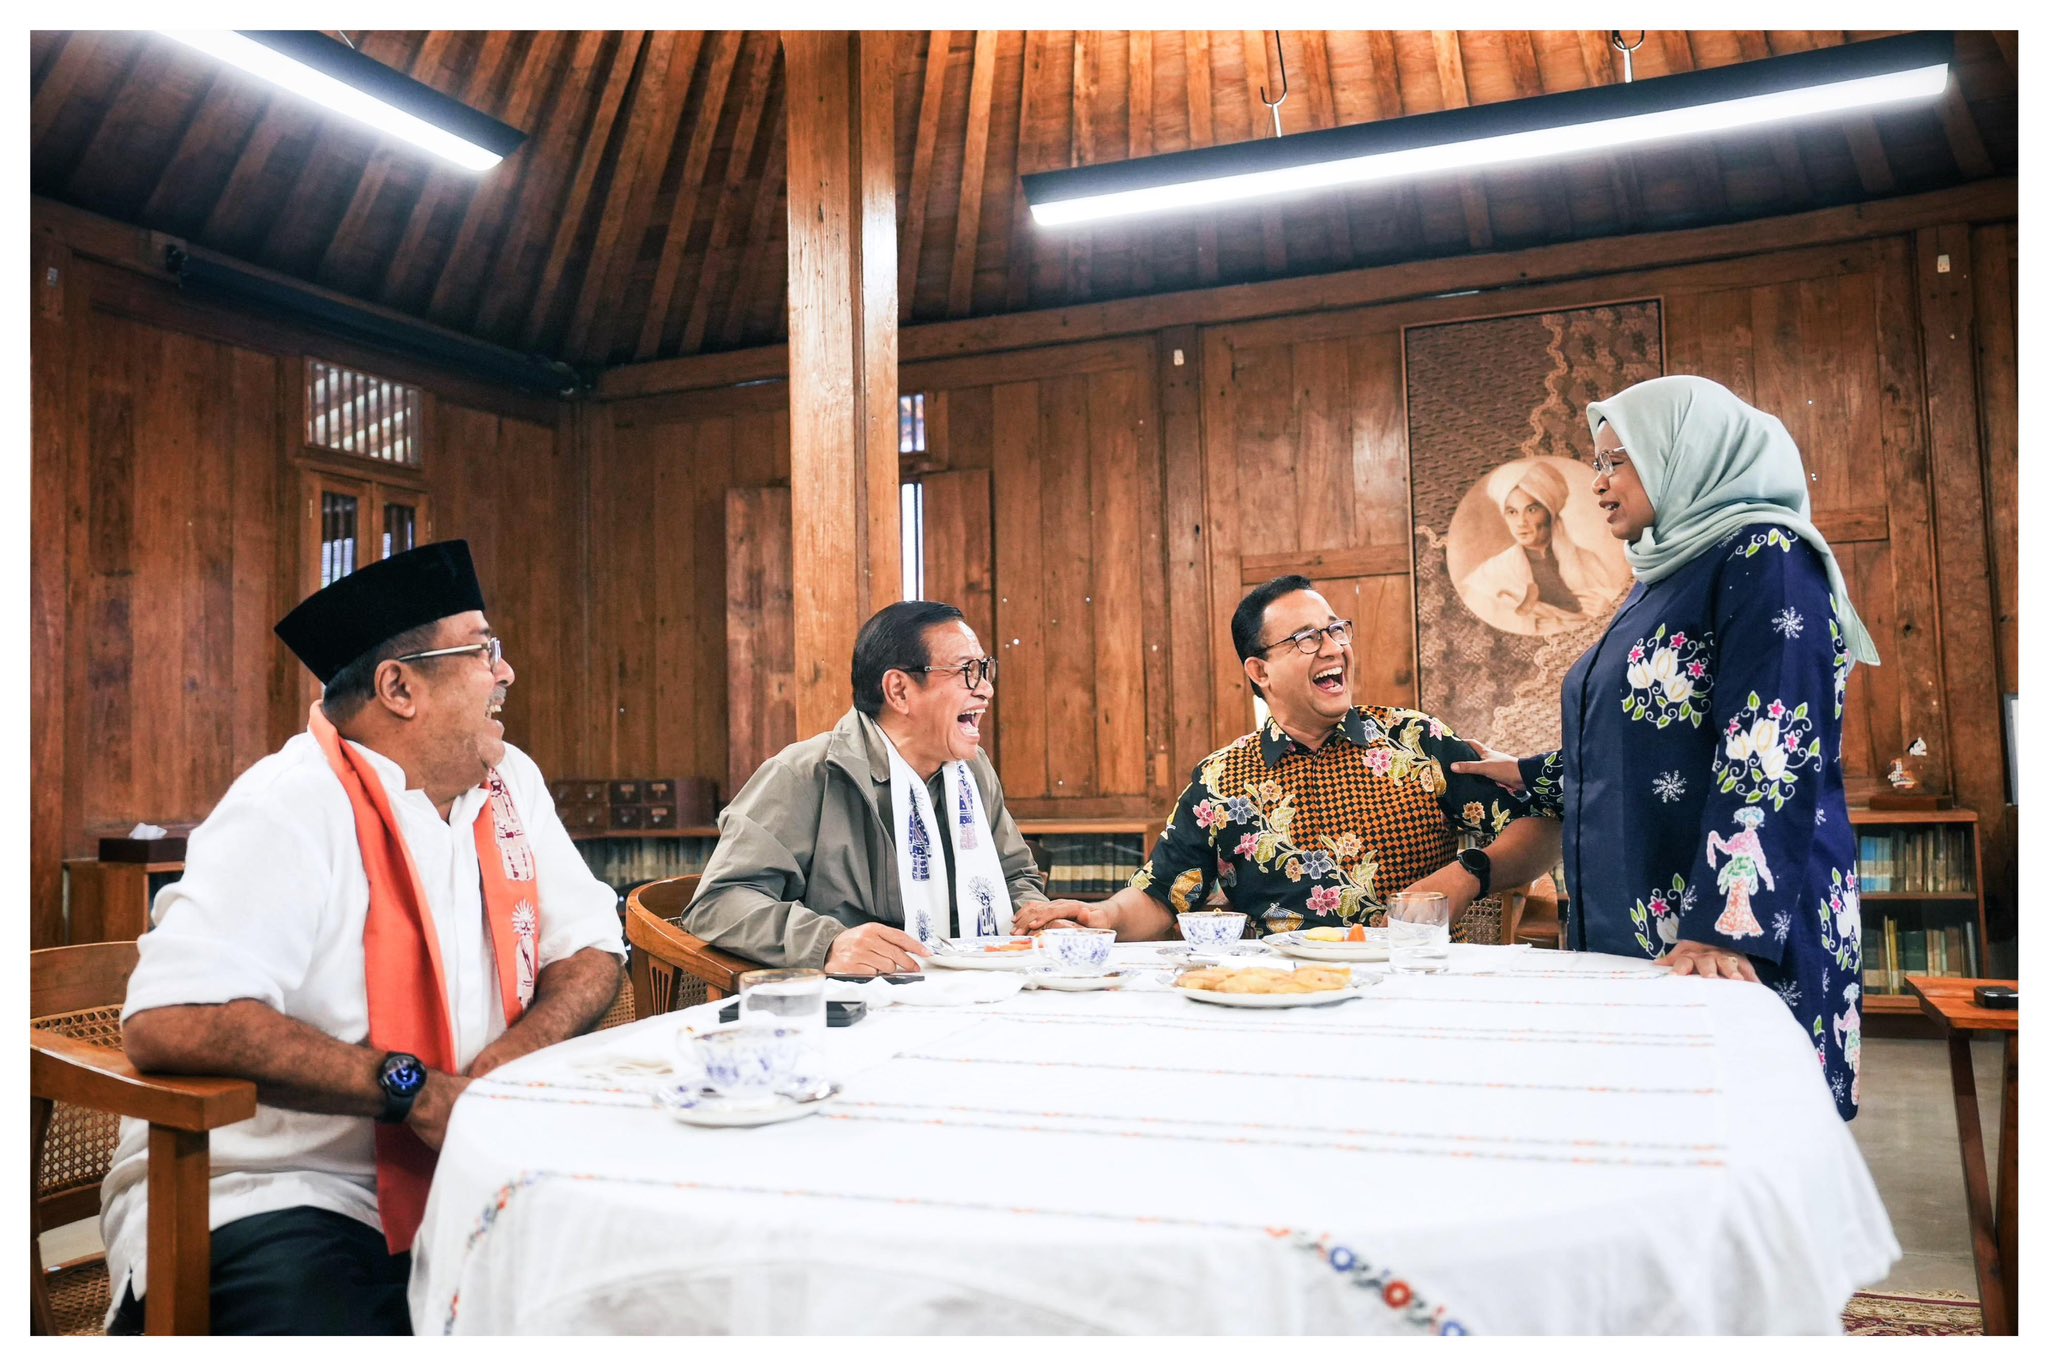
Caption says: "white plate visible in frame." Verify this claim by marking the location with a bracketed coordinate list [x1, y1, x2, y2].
[653, 1081, 840, 1128]
[1156, 942, 1271, 964]
[1027, 970, 1128, 992]
[1172, 983, 1365, 1008]
[1264, 931, 1391, 963]
[928, 950, 1042, 972]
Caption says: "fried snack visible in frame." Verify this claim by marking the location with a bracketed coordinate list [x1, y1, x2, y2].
[1175, 964, 1353, 994]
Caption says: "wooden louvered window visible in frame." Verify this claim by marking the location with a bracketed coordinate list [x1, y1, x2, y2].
[307, 358, 421, 467]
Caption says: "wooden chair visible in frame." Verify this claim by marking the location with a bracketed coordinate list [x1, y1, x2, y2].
[30, 942, 257, 1335]
[624, 876, 767, 1016]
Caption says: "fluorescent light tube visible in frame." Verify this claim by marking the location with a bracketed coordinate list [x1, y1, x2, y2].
[160, 30, 522, 173]
[1025, 32, 1954, 227]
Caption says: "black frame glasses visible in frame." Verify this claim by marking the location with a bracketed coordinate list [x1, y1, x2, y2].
[1259, 620, 1353, 656]
[910, 656, 998, 689]
[394, 636, 503, 669]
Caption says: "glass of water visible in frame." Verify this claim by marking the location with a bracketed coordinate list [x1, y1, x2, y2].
[736, 968, 827, 1037]
[1386, 892, 1452, 974]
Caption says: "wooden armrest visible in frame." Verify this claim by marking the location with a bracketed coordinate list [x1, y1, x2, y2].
[626, 910, 767, 994]
[31, 1029, 257, 1131]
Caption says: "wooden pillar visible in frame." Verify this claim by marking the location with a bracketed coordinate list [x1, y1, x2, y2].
[782, 31, 901, 735]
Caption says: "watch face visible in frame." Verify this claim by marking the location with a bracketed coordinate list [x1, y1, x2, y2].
[381, 1054, 426, 1097]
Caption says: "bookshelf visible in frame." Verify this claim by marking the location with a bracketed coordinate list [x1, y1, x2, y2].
[1851, 807, 1988, 1016]
[570, 819, 1157, 905]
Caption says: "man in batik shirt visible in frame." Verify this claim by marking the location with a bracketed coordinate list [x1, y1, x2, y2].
[1016, 576, 1561, 940]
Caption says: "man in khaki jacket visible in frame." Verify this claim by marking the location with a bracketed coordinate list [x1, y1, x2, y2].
[685, 601, 1048, 973]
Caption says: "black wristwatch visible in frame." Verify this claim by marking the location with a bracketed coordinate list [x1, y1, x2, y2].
[376, 1052, 427, 1124]
[1456, 848, 1493, 899]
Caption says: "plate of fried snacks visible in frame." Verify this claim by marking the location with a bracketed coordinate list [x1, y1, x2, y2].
[1264, 924, 1390, 963]
[1171, 963, 1365, 1007]
[928, 935, 1042, 971]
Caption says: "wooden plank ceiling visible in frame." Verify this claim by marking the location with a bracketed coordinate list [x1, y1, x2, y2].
[29, 29, 2017, 373]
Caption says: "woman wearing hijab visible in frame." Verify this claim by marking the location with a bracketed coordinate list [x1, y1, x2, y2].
[1459, 457, 1631, 633]
[1455, 375, 1881, 1121]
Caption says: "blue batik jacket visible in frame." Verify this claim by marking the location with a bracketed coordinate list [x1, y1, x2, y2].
[1520, 524, 1864, 1120]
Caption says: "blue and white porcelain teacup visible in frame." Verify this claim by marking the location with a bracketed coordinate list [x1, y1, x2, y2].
[1176, 910, 1249, 949]
[1039, 926, 1115, 976]
[681, 1024, 803, 1100]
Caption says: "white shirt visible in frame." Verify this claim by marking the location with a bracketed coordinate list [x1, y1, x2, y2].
[100, 729, 625, 1309]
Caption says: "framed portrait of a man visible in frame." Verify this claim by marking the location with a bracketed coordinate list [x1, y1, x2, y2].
[1406, 301, 1664, 755]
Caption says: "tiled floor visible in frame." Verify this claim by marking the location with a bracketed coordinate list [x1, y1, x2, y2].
[1851, 1034, 2008, 1296]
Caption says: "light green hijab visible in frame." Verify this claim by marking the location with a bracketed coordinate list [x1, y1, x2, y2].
[1586, 375, 1879, 668]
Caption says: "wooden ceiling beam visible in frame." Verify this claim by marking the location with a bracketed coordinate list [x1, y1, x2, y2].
[1660, 33, 1730, 217]
[719, 99, 789, 352]
[898, 31, 952, 321]
[1784, 32, 1895, 195]
[375, 28, 538, 307]
[258, 32, 426, 273]
[977, 33, 1031, 311]
[1124, 30, 1155, 291]
[1183, 31, 1219, 285]
[563, 30, 702, 363]
[945, 31, 1000, 318]
[633, 31, 744, 360]
[1732, 31, 1813, 205]
[1295, 30, 1356, 266]
[1004, 29, 1049, 310]
[512, 30, 648, 349]
[1065, 31, 1097, 300]
[1240, 31, 1290, 275]
[1358, 31, 1425, 257]
[421, 29, 582, 324]
[1936, 82, 1996, 179]
[31, 32, 107, 148]
[1573, 30, 1643, 230]
[1430, 31, 1495, 251]
[679, 35, 778, 355]
[312, 30, 464, 286]
[1991, 32, 2016, 73]
[138, 61, 275, 231]
[1499, 30, 1574, 240]
[60, 36, 179, 209]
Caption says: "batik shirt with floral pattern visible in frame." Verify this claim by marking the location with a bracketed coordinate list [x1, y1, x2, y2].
[1516, 524, 1865, 1121]
[1131, 706, 1536, 934]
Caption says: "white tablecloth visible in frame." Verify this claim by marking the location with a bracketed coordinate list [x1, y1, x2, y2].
[408, 946, 1897, 1334]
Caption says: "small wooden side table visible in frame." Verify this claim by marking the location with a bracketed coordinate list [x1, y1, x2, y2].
[1903, 976, 2017, 1335]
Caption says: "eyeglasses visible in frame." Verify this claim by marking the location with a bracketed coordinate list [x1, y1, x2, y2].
[394, 636, 504, 670]
[910, 656, 998, 689]
[1259, 620, 1353, 656]
[1591, 446, 1632, 479]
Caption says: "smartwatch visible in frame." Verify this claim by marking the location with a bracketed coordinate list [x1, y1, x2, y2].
[1456, 848, 1493, 899]
[376, 1052, 427, 1124]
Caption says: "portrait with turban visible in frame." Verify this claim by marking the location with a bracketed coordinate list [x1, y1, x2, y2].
[1448, 456, 1632, 636]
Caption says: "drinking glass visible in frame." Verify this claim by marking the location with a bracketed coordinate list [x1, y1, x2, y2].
[1386, 892, 1452, 974]
[737, 968, 827, 1036]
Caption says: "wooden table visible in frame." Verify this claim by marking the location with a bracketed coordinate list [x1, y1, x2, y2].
[1903, 976, 2017, 1335]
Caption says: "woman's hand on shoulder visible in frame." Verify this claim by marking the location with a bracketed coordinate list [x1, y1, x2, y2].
[1448, 740, 1527, 794]
[1660, 939, 1760, 984]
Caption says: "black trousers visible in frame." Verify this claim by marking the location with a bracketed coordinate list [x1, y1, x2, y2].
[109, 1206, 412, 1335]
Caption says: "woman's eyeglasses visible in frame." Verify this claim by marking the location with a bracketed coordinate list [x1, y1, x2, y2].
[394, 637, 504, 670]
[1591, 447, 1632, 479]
[911, 656, 998, 689]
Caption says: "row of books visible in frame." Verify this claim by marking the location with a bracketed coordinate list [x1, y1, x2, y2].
[577, 836, 718, 906]
[1038, 835, 1149, 899]
[1863, 916, 1978, 995]
[1857, 828, 1974, 894]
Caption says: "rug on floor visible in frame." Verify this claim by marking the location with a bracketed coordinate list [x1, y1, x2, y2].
[1842, 1289, 1983, 1336]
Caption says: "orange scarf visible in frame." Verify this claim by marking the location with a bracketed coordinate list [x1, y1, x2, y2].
[307, 705, 540, 1253]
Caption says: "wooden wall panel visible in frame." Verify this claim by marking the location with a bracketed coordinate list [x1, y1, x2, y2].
[920, 467, 997, 754]
[726, 486, 797, 792]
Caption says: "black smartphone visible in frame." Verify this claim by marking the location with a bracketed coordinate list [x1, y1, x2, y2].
[1973, 985, 2017, 1010]
[717, 1000, 868, 1027]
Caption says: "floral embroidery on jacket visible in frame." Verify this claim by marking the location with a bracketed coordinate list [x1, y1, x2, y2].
[1713, 693, 1822, 810]
[1626, 875, 1689, 957]
[1817, 866, 1862, 975]
[1738, 528, 1798, 558]
[1621, 624, 1715, 729]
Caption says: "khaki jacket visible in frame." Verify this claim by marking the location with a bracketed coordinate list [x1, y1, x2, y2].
[684, 708, 1047, 967]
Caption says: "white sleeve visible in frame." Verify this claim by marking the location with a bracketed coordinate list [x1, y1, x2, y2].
[121, 780, 331, 1021]
[504, 748, 626, 966]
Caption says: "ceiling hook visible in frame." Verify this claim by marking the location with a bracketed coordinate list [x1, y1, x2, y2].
[1609, 31, 1646, 84]
[1259, 30, 1291, 137]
